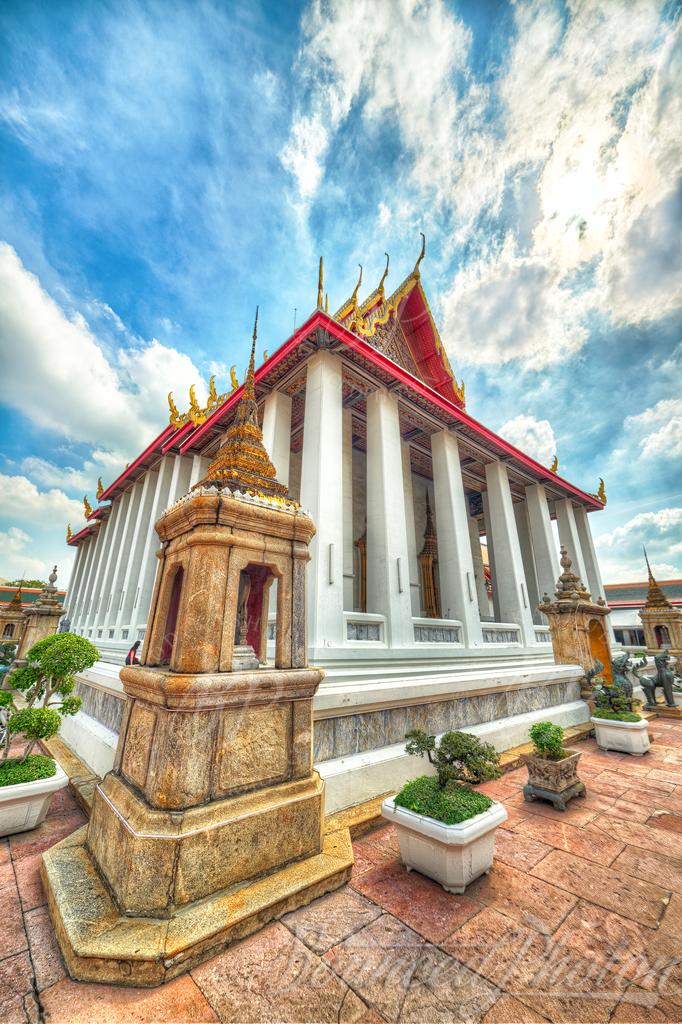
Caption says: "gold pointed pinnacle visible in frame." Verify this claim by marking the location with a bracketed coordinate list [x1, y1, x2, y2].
[317, 256, 324, 309]
[96, 476, 104, 499]
[83, 495, 93, 518]
[230, 365, 238, 391]
[66, 523, 72, 542]
[413, 232, 426, 276]
[350, 264, 363, 308]
[378, 252, 390, 294]
[550, 455, 558, 473]
[597, 478, 607, 504]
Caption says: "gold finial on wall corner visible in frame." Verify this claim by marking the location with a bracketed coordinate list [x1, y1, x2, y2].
[550, 455, 558, 473]
[317, 256, 324, 309]
[66, 523, 72, 542]
[207, 374, 218, 408]
[96, 476, 104, 499]
[168, 391, 181, 427]
[229, 365, 239, 391]
[413, 232, 426, 276]
[83, 495, 93, 519]
[188, 384, 206, 427]
[597, 478, 607, 504]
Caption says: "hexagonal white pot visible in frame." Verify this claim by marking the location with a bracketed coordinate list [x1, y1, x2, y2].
[0, 762, 68, 838]
[591, 716, 650, 756]
[380, 796, 508, 894]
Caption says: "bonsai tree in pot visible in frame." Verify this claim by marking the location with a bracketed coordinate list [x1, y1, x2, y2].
[524, 721, 585, 811]
[591, 660, 649, 755]
[381, 730, 507, 893]
[0, 633, 97, 836]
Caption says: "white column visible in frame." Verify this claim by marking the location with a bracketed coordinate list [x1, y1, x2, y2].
[98, 492, 131, 633]
[484, 461, 536, 645]
[78, 523, 108, 634]
[115, 473, 156, 629]
[71, 534, 100, 632]
[468, 515, 490, 618]
[431, 430, 483, 645]
[401, 445, 420, 616]
[262, 390, 292, 488]
[106, 488, 138, 635]
[299, 351, 345, 648]
[481, 492, 501, 622]
[64, 543, 87, 626]
[514, 500, 541, 624]
[189, 455, 209, 487]
[574, 505, 616, 641]
[555, 498, 588, 584]
[92, 501, 125, 630]
[133, 456, 176, 630]
[366, 389, 414, 646]
[342, 409, 354, 611]
[525, 484, 560, 604]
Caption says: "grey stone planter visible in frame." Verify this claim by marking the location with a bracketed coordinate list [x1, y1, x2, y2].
[523, 750, 585, 811]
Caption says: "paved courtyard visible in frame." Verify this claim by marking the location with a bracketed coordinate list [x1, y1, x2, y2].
[2, 719, 682, 1023]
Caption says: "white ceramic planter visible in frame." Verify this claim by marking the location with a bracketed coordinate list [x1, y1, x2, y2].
[591, 716, 650, 756]
[0, 762, 68, 838]
[381, 796, 508, 893]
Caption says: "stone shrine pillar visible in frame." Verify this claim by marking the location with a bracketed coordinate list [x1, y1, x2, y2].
[42, 322, 352, 987]
[14, 569, 65, 663]
[539, 546, 612, 696]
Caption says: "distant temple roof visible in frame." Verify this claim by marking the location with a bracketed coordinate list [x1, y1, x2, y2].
[605, 580, 682, 607]
[0, 586, 66, 607]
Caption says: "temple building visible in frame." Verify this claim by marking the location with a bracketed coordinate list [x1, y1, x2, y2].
[61, 245, 611, 810]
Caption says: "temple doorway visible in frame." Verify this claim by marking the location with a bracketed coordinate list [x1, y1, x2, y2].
[588, 617, 612, 683]
[654, 624, 671, 649]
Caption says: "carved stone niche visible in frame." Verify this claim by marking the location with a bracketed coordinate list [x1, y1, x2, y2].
[42, 488, 352, 987]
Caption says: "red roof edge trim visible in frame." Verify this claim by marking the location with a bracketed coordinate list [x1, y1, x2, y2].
[161, 422, 193, 453]
[99, 425, 175, 501]
[67, 524, 97, 546]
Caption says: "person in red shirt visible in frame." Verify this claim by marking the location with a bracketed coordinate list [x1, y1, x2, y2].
[124, 640, 141, 666]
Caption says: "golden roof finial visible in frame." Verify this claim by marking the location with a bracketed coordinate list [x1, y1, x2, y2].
[350, 264, 363, 309]
[325, 292, 328, 313]
[317, 256, 324, 309]
[229, 365, 238, 391]
[413, 232, 426, 276]
[263, 350, 268, 362]
[66, 523, 72, 542]
[83, 495, 93, 519]
[201, 309, 291, 501]
[207, 375, 218, 408]
[550, 455, 558, 473]
[168, 391, 181, 427]
[96, 477, 104, 500]
[597, 478, 607, 504]
[378, 252, 390, 294]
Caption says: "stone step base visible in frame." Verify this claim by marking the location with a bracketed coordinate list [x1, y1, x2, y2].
[649, 706, 682, 719]
[42, 822, 353, 988]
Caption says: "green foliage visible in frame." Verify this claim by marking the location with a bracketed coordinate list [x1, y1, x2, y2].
[592, 676, 635, 716]
[0, 643, 16, 668]
[592, 709, 642, 723]
[394, 775, 493, 825]
[9, 707, 61, 743]
[405, 729, 501, 789]
[0, 632, 97, 764]
[6, 579, 45, 589]
[0, 755, 56, 788]
[529, 721, 567, 760]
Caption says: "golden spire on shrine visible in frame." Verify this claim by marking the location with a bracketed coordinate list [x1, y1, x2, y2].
[550, 455, 558, 473]
[201, 308, 291, 500]
[83, 495, 93, 518]
[96, 477, 104, 500]
[643, 547, 671, 609]
[413, 232, 426, 276]
[317, 256, 324, 309]
[9, 588, 22, 608]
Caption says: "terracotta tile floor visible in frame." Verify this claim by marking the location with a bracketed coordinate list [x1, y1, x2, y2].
[3, 720, 682, 1023]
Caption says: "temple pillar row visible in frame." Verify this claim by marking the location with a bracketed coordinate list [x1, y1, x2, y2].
[402, 443, 421, 616]
[467, 515, 490, 619]
[555, 498, 588, 585]
[574, 504, 615, 642]
[525, 484, 560, 605]
[366, 389, 414, 646]
[64, 541, 88, 630]
[431, 430, 483, 645]
[262, 390, 292, 488]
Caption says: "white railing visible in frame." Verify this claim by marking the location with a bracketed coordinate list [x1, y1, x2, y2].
[412, 617, 463, 644]
[481, 623, 522, 645]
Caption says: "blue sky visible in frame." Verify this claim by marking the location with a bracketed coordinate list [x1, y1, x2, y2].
[0, 0, 680, 587]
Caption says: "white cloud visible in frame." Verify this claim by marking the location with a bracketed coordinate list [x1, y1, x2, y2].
[442, 238, 588, 368]
[0, 527, 48, 582]
[0, 473, 83, 526]
[0, 242, 208, 479]
[624, 398, 682, 461]
[595, 507, 682, 581]
[498, 414, 557, 465]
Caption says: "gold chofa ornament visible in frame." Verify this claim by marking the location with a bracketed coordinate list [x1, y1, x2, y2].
[230, 365, 239, 391]
[66, 524, 72, 542]
[597, 478, 607, 504]
[83, 496, 93, 518]
[168, 392, 182, 428]
[550, 455, 558, 473]
[200, 308, 291, 501]
[96, 477, 104, 500]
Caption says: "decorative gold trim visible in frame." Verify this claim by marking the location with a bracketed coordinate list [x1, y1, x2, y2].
[66, 523, 72, 542]
[83, 496, 93, 519]
[550, 455, 558, 473]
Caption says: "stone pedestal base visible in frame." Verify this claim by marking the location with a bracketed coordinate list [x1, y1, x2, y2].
[652, 705, 682, 719]
[523, 781, 586, 812]
[42, 817, 352, 987]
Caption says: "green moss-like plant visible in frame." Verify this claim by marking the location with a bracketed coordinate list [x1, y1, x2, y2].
[0, 754, 57, 788]
[591, 708, 642, 723]
[405, 729, 502, 788]
[394, 775, 493, 825]
[529, 721, 568, 761]
[0, 632, 98, 766]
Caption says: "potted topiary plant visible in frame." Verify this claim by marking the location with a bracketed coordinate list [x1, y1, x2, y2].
[381, 730, 507, 893]
[591, 672, 649, 756]
[524, 721, 585, 810]
[0, 633, 97, 836]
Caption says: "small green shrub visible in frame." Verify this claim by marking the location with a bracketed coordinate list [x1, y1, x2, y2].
[404, 729, 501, 788]
[394, 775, 493, 825]
[592, 709, 642, 723]
[592, 676, 636, 717]
[0, 755, 57, 788]
[529, 721, 567, 760]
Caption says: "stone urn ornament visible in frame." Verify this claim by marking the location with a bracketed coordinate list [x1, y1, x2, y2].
[523, 722, 585, 811]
